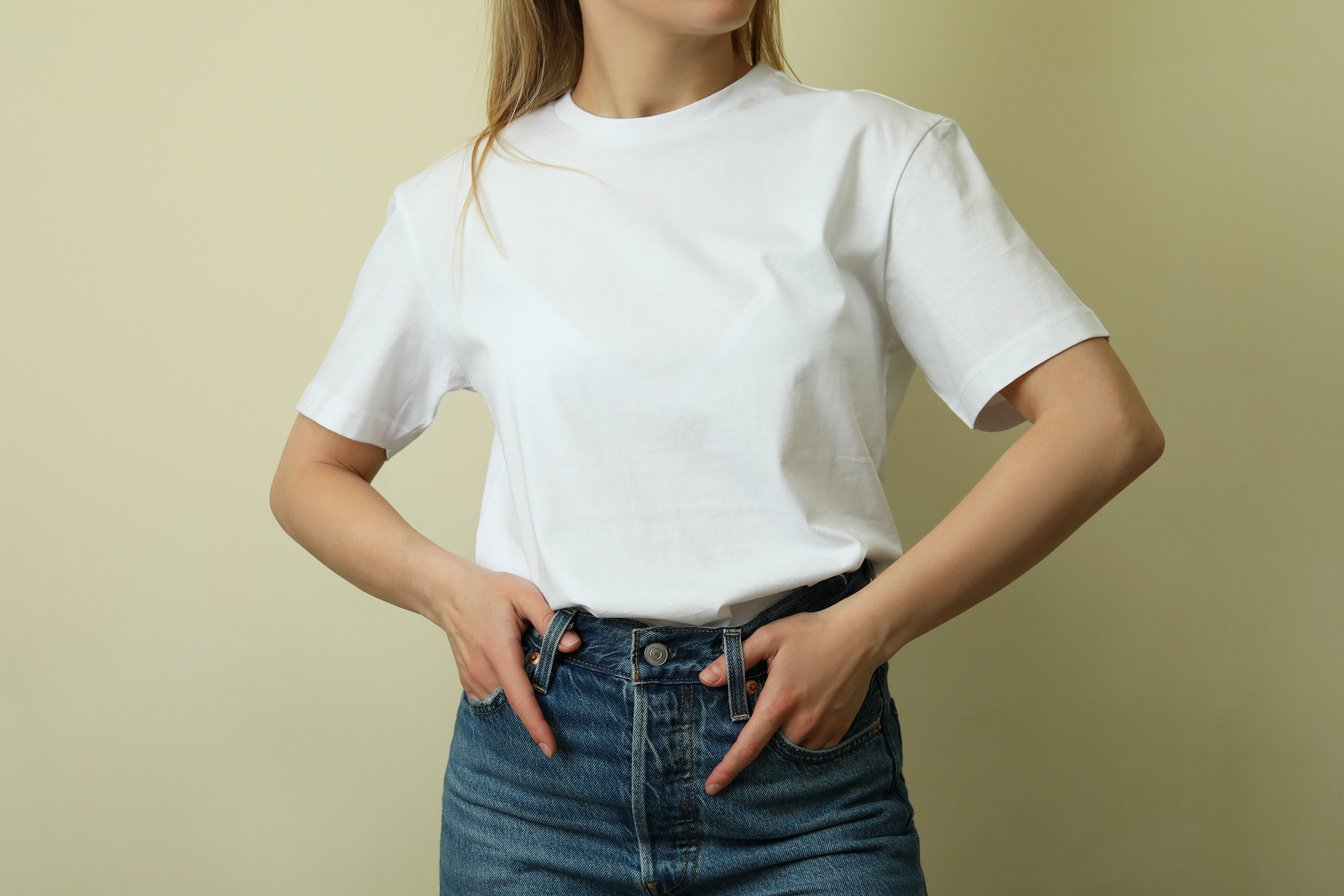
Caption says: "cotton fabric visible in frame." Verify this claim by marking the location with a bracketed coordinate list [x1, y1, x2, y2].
[295, 60, 1110, 626]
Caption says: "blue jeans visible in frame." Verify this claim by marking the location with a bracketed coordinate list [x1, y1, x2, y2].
[440, 557, 928, 894]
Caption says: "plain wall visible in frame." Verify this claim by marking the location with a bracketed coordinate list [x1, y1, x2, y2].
[2, 1, 1339, 893]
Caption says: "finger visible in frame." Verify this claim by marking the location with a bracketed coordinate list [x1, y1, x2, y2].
[698, 656, 724, 686]
[705, 693, 787, 795]
[699, 621, 780, 686]
[496, 647, 559, 758]
[521, 594, 581, 652]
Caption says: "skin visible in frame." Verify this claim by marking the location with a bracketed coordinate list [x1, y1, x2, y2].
[271, 0, 1165, 795]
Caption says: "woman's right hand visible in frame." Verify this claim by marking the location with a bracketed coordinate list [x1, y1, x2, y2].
[427, 563, 582, 757]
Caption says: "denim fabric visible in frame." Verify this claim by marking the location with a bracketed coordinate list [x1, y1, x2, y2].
[441, 557, 928, 895]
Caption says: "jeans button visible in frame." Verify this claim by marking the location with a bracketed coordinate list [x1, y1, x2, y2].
[643, 642, 669, 665]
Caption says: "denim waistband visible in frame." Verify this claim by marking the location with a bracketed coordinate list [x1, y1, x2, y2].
[523, 557, 877, 722]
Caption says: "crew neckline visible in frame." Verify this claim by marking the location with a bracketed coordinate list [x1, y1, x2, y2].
[552, 60, 775, 140]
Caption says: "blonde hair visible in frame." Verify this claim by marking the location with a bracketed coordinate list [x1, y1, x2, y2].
[452, 0, 794, 263]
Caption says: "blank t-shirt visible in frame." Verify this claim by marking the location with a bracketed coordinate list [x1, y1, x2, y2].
[295, 60, 1110, 626]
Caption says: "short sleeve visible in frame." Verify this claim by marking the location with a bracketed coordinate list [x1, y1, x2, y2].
[295, 187, 471, 459]
[883, 117, 1110, 431]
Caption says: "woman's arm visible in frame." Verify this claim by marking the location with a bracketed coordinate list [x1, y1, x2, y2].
[844, 335, 1165, 667]
[269, 412, 470, 628]
[269, 412, 580, 758]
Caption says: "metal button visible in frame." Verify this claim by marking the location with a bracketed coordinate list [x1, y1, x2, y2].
[643, 642, 669, 665]
[745, 679, 759, 694]
[527, 649, 541, 665]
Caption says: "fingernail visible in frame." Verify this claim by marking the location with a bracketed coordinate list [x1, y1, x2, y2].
[705, 780, 721, 795]
[701, 667, 720, 684]
[561, 633, 578, 648]
[537, 740, 553, 758]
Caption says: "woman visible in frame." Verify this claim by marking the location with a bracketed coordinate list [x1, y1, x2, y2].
[270, 1, 1164, 893]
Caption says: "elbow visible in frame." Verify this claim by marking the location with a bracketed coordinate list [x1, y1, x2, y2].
[269, 467, 295, 536]
[1130, 408, 1165, 468]
[1141, 420, 1166, 466]
[1109, 407, 1165, 476]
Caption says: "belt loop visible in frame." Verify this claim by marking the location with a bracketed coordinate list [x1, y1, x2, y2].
[722, 628, 749, 722]
[532, 607, 577, 694]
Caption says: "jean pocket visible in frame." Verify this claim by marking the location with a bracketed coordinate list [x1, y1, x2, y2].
[463, 685, 508, 714]
[763, 664, 889, 764]
[461, 636, 539, 716]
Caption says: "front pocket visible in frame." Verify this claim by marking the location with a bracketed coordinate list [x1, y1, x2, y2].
[760, 665, 889, 764]
[460, 632, 542, 717]
[463, 685, 507, 714]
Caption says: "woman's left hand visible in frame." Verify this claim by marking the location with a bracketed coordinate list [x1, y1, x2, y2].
[696, 601, 884, 795]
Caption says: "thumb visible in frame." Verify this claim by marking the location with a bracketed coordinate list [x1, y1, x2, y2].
[699, 624, 775, 686]
[530, 602, 581, 652]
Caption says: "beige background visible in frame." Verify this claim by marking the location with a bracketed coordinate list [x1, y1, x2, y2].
[3, 1, 1339, 893]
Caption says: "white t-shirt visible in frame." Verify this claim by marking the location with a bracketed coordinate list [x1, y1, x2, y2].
[295, 60, 1109, 627]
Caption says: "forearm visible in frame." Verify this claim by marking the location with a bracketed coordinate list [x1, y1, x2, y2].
[269, 460, 474, 628]
[847, 408, 1164, 667]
